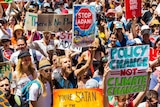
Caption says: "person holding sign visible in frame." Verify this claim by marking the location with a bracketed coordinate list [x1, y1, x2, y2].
[103, 64, 152, 107]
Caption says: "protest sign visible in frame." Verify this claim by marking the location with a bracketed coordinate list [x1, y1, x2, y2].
[53, 89, 103, 107]
[150, 48, 158, 61]
[24, 12, 38, 31]
[106, 45, 149, 96]
[24, 13, 72, 32]
[72, 5, 96, 47]
[0, 61, 12, 80]
[0, 0, 12, 3]
[58, 32, 82, 52]
[125, 0, 141, 19]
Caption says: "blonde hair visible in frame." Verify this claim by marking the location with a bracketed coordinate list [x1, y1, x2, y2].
[38, 69, 53, 96]
[16, 58, 35, 80]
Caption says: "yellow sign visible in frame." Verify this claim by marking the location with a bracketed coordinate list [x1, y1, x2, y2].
[53, 89, 103, 107]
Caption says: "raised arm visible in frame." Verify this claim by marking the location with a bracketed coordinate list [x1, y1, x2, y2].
[74, 47, 95, 77]
[102, 62, 110, 107]
[133, 67, 152, 107]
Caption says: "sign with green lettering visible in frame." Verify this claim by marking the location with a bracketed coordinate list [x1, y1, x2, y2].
[106, 45, 149, 96]
[24, 12, 72, 32]
[0, 61, 12, 81]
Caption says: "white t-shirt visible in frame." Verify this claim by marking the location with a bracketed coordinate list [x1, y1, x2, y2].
[29, 81, 52, 107]
[10, 49, 44, 67]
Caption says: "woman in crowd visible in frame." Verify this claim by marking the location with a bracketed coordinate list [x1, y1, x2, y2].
[11, 24, 25, 48]
[12, 50, 37, 96]
[8, 16, 18, 38]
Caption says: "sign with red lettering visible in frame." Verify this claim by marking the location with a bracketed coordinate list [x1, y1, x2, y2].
[150, 48, 158, 61]
[106, 45, 149, 96]
[125, 0, 141, 19]
[73, 5, 96, 47]
[76, 8, 93, 30]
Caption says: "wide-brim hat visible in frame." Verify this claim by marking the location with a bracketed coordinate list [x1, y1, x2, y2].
[13, 24, 24, 34]
[38, 59, 52, 71]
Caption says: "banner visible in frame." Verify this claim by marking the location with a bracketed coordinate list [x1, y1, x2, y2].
[106, 45, 149, 96]
[0, 0, 12, 3]
[53, 89, 103, 107]
[57, 32, 82, 52]
[24, 12, 72, 32]
[24, 12, 38, 31]
[125, 0, 141, 19]
[72, 5, 96, 47]
[0, 61, 12, 81]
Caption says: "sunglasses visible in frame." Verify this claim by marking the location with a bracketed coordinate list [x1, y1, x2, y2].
[44, 69, 52, 73]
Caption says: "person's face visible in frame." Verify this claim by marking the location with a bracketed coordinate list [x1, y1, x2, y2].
[41, 68, 52, 80]
[17, 39, 27, 51]
[21, 56, 31, 66]
[1, 39, 10, 48]
[52, 55, 58, 66]
[156, 41, 160, 48]
[146, 98, 158, 107]
[110, 34, 117, 44]
[15, 29, 23, 38]
[143, 34, 150, 41]
[61, 57, 72, 74]
[100, 20, 106, 26]
[20, 12, 25, 21]
[43, 32, 51, 41]
[0, 79, 10, 98]
[9, 17, 16, 25]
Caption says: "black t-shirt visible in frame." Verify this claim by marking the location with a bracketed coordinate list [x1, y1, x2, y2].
[142, 10, 152, 24]
[8, 94, 26, 107]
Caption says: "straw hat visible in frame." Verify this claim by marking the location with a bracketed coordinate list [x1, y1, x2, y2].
[13, 24, 24, 34]
[38, 59, 52, 71]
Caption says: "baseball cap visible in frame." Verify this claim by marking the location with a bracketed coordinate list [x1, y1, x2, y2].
[105, 9, 116, 16]
[134, 38, 142, 44]
[141, 25, 150, 31]
[18, 51, 31, 59]
[126, 39, 136, 46]
[43, 2, 50, 8]
[150, 19, 160, 26]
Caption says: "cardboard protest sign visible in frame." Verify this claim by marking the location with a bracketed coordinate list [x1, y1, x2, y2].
[72, 5, 96, 47]
[24, 12, 38, 31]
[52, 14, 72, 32]
[58, 32, 82, 52]
[24, 13, 72, 32]
[106, 45, 149, 96]
[53, 89, 103, 107]
[0, 61, 12, 81]
[0, 0, 12, 3]
[125, 0, 141, 19]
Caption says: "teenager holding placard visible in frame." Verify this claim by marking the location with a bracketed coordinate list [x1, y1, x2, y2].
[103, 64, 152, 107]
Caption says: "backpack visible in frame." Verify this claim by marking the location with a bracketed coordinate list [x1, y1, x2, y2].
[32, 49, 39, 70]
[21, 80, 42, 106]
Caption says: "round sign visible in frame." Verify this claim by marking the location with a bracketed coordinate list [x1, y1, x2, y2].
[76, 8, 93, 30]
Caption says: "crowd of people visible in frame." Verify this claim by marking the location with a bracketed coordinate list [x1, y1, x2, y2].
[0, 0, 160, 107]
